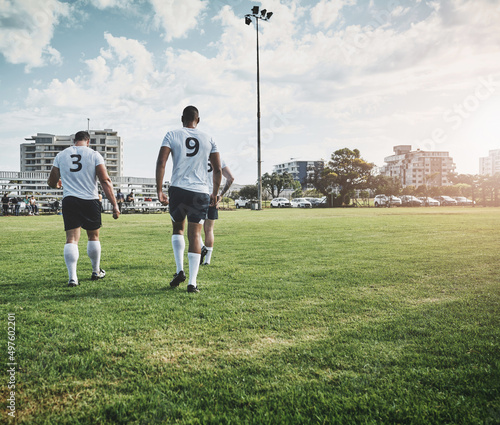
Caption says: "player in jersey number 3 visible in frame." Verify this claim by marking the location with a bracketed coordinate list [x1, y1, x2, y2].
[48, 131, 120, 287]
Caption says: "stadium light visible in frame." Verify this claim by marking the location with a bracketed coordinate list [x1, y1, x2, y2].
[244, 6, 273, 211]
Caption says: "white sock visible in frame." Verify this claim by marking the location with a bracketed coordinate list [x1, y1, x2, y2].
[87, 241, 101, 273]
[188, 252, 201, 287]
[172, 234, 185, 274]
[204, 247, 213, 264]
[64, 243, 79, 282]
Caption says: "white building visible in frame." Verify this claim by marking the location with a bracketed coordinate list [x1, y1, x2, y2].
[479, 149, 500, 176]
[381, 145, 456, 187]
[20, 129, 123, 178]
[273, 159, 324, 190]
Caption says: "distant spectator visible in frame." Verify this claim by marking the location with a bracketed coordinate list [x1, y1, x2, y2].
[30, 196, 39, 215]
[52, 199, 61, 214]
[98, 191, 103, 212]
[126, 190, 134, 205]
[116, 189, 125, 212]
[2, 193, 10, 216]
[23, 196, 31, 215]
[11, 197, 20, 216]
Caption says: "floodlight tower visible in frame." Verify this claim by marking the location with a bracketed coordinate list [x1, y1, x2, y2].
[245, 6, 273, 210]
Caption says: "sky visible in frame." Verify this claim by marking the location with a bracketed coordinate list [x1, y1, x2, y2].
[1, 0, 500, 184]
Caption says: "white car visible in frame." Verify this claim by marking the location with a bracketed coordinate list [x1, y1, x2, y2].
[435, 196, 458, 206]
[418, 197, 440, 206]
[400, 195, 422, 207]
[291, 198, 312, 208]
[234, 198, 250, 209]
[270, 197, 291, 208]
[454, 197, 474, 206]
[374, 194, 401, 207]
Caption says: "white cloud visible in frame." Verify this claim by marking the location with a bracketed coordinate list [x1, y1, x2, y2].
[310, 0, 355, 28]
[89, 0, 133, 9]
[0, 0, 71, 71]
[390, 6, 410, 17]
[149, 0, 208, 41]
[101, 32, 154, 76]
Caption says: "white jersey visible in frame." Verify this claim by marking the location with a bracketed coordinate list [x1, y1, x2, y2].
[207, 158, 226, 193]
[161, 127, 218, 194]
[53, 145, 104, 200]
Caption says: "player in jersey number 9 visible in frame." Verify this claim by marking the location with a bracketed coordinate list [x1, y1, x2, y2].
[156, 106, 222, 293]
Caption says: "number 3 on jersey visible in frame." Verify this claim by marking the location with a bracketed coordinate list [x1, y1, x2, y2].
[70, 154, 82, 172]
[185, 138, 199, 157]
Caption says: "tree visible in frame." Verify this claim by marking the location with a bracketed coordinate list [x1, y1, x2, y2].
[307, 163, 337, 196]
[491, 173, 500, 206]
[291, 179, 303, 198]
[261, 172, 296, 198]
[449, 173, 479, 206]
[327, 148, 374, 205]
[239, 185, 258, 200]
[308, 149, 374, 205]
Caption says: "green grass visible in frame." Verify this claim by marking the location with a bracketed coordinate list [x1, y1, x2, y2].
[1, 207, 499, 424]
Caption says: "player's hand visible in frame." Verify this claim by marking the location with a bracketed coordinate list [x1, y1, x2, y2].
[112, 206, 120, 219]
[56, 179, 62, 189]
[158, 191, 169, 206]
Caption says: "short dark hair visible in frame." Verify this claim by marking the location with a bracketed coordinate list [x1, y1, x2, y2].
[74, 131, 90, 142]
[182, 106, 199, 123]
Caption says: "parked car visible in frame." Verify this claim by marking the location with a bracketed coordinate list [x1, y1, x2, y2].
[270, 197, 291, 208]
[400, 195, 423, 207]
[435, 196, 458, 206]
[374, 194, 387, 207]
[454, 196, 474, 206]
[291, 198, 312, 208]
[234, 198, 250, 209]
[418, 197, 440, 206]
[374, 194, 402, 207]
[305, 197, 323, 207]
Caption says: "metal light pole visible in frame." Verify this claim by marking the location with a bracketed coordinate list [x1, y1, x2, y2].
[245, 6, 273, 210]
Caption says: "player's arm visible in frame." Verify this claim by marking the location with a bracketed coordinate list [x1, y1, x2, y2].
[209, 152, 222, 207]
[156, 146, 171, 206]
[96, 164, 120, 220]
[220, 166, 235, 197]
[47, 167, 62, 189]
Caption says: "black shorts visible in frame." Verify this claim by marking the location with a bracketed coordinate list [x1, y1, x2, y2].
[207, 205, 218, 220]
[62, 196, 102, 231]
[168, 186, 210, 224]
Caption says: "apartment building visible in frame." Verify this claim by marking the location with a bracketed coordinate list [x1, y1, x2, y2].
[273, 159, 324, 190]
[20, 129, 123, 177]
[381, 145, 455, 187]
[479, 149, 500, 176]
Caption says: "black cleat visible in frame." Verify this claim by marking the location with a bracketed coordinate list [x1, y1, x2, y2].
[187, 285, 199, 293]
[170, 271, 186, 287]
[68, 280, 79, 287]
[200, 246, 208, 265]
[91, 269, 106, 280]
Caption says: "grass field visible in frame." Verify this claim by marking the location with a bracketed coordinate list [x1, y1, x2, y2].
[1, 207, 499, 424]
